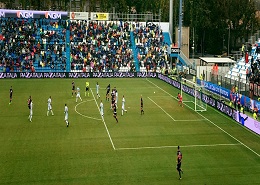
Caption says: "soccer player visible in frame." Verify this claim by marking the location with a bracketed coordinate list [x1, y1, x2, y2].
[141, 95, 144, 115]
[85, 81, 90, 97]
[113, 104, 118, 123]
[96, 82, 100, 99]
[100, 100, 104, 117]
[28, 100, 33, 122]
[76, 87, 82, 102]
[111, 90, 116, 109]
[115, 88, 118, 108]
[72, 81, 76, 97]
[27, 96, 32, 110]
[64, 104, 69, 127]
[47, 96, 54, 116]
[176, 153, 183, 180]
[178, 93, 183, 107]
[106, 84, 111, 101]
[177, 146, 182, 157]
[122, 95, 127, 115]
[9, 86, 13, 105]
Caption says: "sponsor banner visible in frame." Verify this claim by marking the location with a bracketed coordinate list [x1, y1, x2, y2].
[90, 12, 109, 20]
[198, 79, 230, 99]
[0, 72, 157, 79]
[235, 111, 260, 135]
[0, 9, 67, 19]
[70, 12, 88, 20]
[158, 74, 236, 119]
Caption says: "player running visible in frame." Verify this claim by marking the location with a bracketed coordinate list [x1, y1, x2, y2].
[47, 96, 54, 116]
[177, 93, 183, 107]
[113, 104, 118, 123]
[72, 81, 76, 97]
[122, 95, 127, 116]
[141, 95, 144, 115]
[176, 153, 183, 180]
[106, 84, 111, 101]
[85, 81, 90, 97]
[100, 100, 104, 117]
[9, 86, 13, 105]
[76, 87, 83, 102]
[96, 82, 100, 99]
[64, 104, 69, 127]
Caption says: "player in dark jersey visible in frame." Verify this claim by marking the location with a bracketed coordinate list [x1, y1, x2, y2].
[111, 89, 116, 109]
[176, 146, 183, 180]
[27, 96, 32, 109]
[176, 154, 183, 179]
[113, 104, 118, 123]
[106, 84, 111, 101]
[141, 95, 144, 115]
[72, 81, 76, 97]
[9, 86, 13, 105]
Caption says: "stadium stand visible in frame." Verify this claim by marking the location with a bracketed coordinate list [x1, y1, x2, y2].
[69, 20, 136, 72]
[0, 18, 67, 72]
[133, 22, 169, 73]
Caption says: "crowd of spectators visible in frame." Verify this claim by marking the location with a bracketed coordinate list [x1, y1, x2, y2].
[134, 22, 169, 72]
[69, 20, 135, 72]
[0, 18, 171, 73]
[0, 18, 67, 72]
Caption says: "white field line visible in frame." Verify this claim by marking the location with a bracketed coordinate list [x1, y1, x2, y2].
[115, 143, 241, 151]
[74, 100, 102, 121]
[148, 97, 176, 121]
[175, 119, 206, 122]
[146, 78, 260, 157]
[90, 88, 115, 150]
[148, 96, 206, 122]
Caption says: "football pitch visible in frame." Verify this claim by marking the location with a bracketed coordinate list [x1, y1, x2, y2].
[0, 78, 259, 185]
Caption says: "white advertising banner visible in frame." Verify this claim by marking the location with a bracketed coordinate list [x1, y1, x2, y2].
[70, 12, 88, 20]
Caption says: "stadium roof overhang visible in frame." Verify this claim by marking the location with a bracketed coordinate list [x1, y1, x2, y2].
[199, 57, 236, 66]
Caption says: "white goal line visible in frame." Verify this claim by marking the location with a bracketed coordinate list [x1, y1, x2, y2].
[115, 143, 241, 151]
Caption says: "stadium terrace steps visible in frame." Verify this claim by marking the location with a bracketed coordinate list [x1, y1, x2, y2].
[130, 31, 140, 72]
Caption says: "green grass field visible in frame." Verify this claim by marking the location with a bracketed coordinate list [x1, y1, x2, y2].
[0, 78, 259, 185]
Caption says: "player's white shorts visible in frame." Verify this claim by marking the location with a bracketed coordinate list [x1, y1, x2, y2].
[76, 93, 81, 98]
[122, 105, 125, 110]
[48, 105, 52, 110]
[100, 110, 104, 116]
[30, 109, 33, 116]
[65, 114, 68, 121]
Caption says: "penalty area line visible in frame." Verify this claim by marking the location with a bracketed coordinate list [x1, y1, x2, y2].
[148, 96, 176, 121]
[115, 143, 241, 151]
[146, 78, 260, 157]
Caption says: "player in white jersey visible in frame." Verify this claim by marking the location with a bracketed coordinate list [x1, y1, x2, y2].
[96, 82, 100, 99]
[28, 100, 33, 122]
[47, 96, 54, 116]
[115, 90, 118, 108]
[76, 87, 82, 102]
[64, 104, 69, 127]
[100, 100, 104, 117]
[122, 95, 127, 115]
